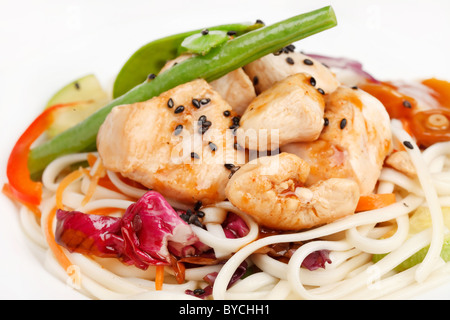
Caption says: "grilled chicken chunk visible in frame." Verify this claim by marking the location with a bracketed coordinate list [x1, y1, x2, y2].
[282, 86, 392, 195]
[243, 51, 339, 94]
[236, 73, 326, 151]
[160, 54, 256, 115]
[97, 79, 244, 205]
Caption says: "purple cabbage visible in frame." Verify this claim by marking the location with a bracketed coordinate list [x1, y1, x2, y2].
[302, 250, 331, 271]
[56, 191, 203, 269]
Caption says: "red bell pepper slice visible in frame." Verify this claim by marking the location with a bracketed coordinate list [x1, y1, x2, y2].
[6, 102, 79, 207]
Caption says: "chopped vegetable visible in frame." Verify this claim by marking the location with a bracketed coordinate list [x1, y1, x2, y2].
[179, 30, 229, 55]
[112, 22, 264, 98]
[6, 102, 79, 206]
[28, 6, 338, 177]
[45, 74, 109, 138]
[355, 193, 396, 212]
[155, 266, 165, 291]
[55, 191, 206, 269]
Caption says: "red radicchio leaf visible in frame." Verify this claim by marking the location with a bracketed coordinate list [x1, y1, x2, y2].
[302, 250, 331, 271]
[56, 191, 203, 269]
[222, 212, 249, 239]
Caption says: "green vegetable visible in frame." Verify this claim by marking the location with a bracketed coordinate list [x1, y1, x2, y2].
[45, 74, 110, 138]
[179, 30, 229, 56]
[372, 236, 450, 272]
[112, 22, 263, 98]
[28, 6, 337, 177]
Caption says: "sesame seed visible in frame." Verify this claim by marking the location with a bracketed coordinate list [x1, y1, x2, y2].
[255, 19, 265, 25]
[351, 86, 358, 90]
[193, 288, 205, 295]
[194, 200, 202, 211]
[201, 29, 209, 35]
[208, 141, 218, 151]
[286, 44, 296, 52]
[317, 88, 325, 95]
[147, 73, 156, 80]
[223, 110, 231, 117]
[228, 166, 240, 179]
[198, 115, 207, 123]
[253, 76, 259, 86]
[191, 152, 200, 159]
[174, 124, 183, 135]
[303, 58, 313, 66]
[340, 118, 347, 129]
[403, 100, 412, 108]
[74, 82, 80, 90]
[310, 77, 316, 87]
[324, 118, 329, 126]
[192, 99, 200, 108]
[200, 98, 210, 105]
[227, 30, 237, 36]
[167, 98, 174, 108]
[286, 57, 295, 65]
[203, 120, 212, 127]
[224, 163, 235, 170]
[403, 141, 414, 149]
[232, 116, 240, 125]
[196, 211, 205, 218]
[174, 105, 185, 114]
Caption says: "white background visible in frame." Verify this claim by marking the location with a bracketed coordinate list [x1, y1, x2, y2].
[0, 0, 449, 299]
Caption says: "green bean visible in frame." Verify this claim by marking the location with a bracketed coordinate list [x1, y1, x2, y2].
[28, 6, 337, 177]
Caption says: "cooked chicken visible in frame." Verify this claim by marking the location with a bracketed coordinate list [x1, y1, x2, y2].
[160, 54, 256, 115]
[225, 152, 360, 230]
[236, 73, 325, 151]
[385, 150, 416, 177]
[97, 79, 244, 206]
[282, 86, 392, 195]
[243, 50, 340, 94]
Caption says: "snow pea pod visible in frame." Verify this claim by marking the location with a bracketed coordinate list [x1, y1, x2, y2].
[112, 22, 263, 98]
[28, 6, 337, 177]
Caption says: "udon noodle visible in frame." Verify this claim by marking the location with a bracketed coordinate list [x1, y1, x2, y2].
[16, 118, 450, 300]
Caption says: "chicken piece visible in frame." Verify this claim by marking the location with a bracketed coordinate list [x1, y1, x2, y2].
[385, 150, 416, 177]
[97, 79, 244, 206]
[282, 86, 392, 195]
[225, 153, 360, 230]
[236, 73, 325, 152]
[243, 51, 340, 94]
[160, 54, 256, 115]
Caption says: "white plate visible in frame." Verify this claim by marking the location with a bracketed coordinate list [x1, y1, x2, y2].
[1, 0, 449, 299]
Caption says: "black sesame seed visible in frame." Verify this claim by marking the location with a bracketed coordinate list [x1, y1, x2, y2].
[203, 120, 212, 128]
[351, 86, 358, 90]
[194, 201, 202, 211]
[310, 77, 316, 87]
[255, 19, 265, 25]
[253, 76, 259, 86]
[340, 118, 347, 130]
[147, 73, 156, 80]
[227, 30, 237, 36]
[317, 88, 325, 95]
[174, 105, 185, 114]
[229, 124, 239, 131]
[201, 29, 209, 35]
[224, 163, 235, 170]
[174, 124, 183, 135]
[196, 211, 205, 218]
[180, 213, 190, 223]
[191, 152, 200, 159]
[193, 288, 205, 295]
[286, 57, 295, 65]
[198, 115, 207, 123]
[167, 98, 174, 108]
[232, 116, 240, 125]
[403, 100, 412, 108]
[286, 44, 296, 52]
[192, 99, 200, 109]
[223, 110, 231, 117]
[303, 58, 314, 66]
[208, 141, 218, 151]
[403, 141, 414, 149]
[324, 118, 329, 126]
[199, 126, 210, 134]
[228, 166, 240, 179]
[74, 82, 80, 90]
[200, 98, 211, 105]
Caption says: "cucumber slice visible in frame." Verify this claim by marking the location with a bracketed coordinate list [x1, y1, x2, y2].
[45, 74, 109, 138]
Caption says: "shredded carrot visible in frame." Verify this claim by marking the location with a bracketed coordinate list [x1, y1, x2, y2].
[155, 265, 165, 291]
[355, 193, 396, 212]
[2, 183, 41, 218]
[44, 206, 73, 273]
[56, 168, 87, 210]
[88, 207, 124, 216]
[81, 157, 106, 206]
